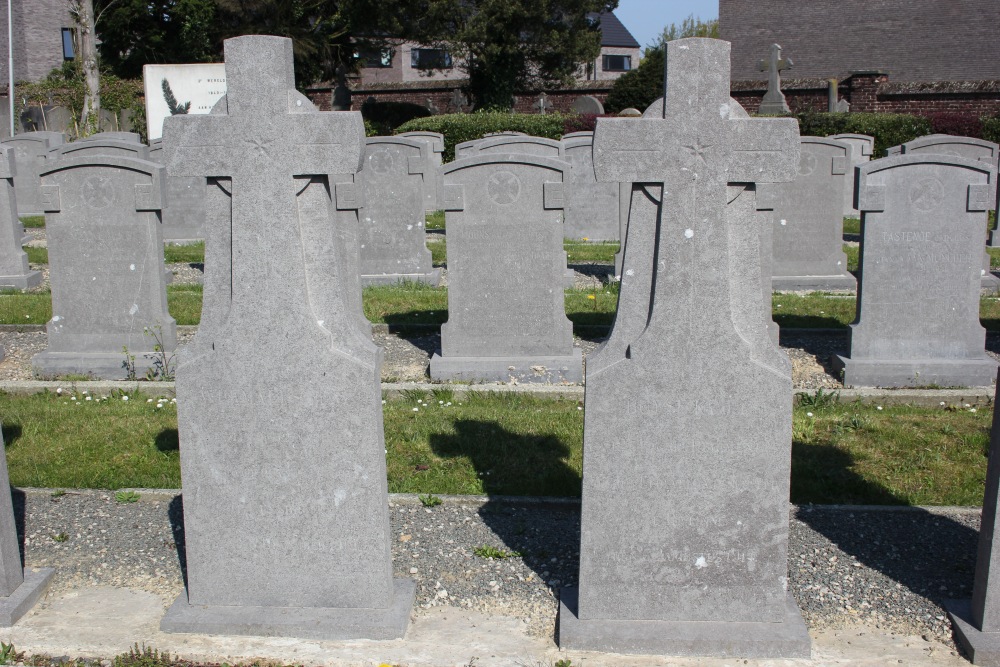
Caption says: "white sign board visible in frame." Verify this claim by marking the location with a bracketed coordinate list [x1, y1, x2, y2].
[143, 63, 227, 141]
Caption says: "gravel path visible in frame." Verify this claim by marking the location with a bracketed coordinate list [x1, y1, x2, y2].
[13, 489, 983, 649]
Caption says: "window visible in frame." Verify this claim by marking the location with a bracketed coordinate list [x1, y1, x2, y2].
[602, 54, 631, 72]
[358, 47, 393, 68]
[411, 48, 452, 69]
[61, 28, 75, 60]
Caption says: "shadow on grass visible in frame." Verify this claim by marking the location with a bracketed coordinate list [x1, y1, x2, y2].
[155, 429, 179, 452]
[792, 441, 980, 607]
[168, 494, 187, 590]
[429, 419, 582, 585]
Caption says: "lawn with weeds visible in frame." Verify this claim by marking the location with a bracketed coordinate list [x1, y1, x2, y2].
[425, 210, 445, 230]
[844, 243, 859, 272]
[363, 282, 448, 325]
[564, 286, 618, 327]
[163, 242, 205, 264]
[990, 248, 1000, 270]
[165, 284, 203, 325]
[772, 292, 856, 328]
[564, 240, 619, 264]
[0, 391, 992, 505]
[20, 216, 44, 228]
[0, 286, 204, 326]
[426, 238, 446, 266]
[23, 246, 47, 264]
[842, 217, 860, 235]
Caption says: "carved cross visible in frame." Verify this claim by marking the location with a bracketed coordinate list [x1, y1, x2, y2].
[536, 92, 553, 115]
[758, 43, 793, 113]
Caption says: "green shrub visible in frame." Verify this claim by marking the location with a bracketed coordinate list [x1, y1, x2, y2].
[604, 47, 663, 114]
[795, 111, 932, 158]
[396, 111, 571, 161]
[983, 116, 1000, 145]
[361, 99, 432, 136]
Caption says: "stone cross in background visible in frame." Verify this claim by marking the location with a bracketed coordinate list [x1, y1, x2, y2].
[758, 43, 793, 114]
[450, 88, 469, 113]
[159, 34, 413, 640]
[536, 92, 553, 114]
[560, 37, 809, 658]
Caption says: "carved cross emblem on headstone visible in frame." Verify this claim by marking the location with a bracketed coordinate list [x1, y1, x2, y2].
[758, 43, 793, 114]
[536, 92, 553, 115]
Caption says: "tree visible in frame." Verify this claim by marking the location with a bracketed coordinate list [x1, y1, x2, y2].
[70, 0, 101, 135]
[603, 46, 662, 114]
[361, 0, 617, 110]
[649, 14, 718, 49]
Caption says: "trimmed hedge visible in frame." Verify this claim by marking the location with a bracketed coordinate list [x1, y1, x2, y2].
[794, 112, 932, 158]
[983, 117, 1000, 145]
[396, 111, 574, 161]
[361, 100, 432, 136]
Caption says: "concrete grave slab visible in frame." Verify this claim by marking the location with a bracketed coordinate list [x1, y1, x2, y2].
[160, 35, 412, 640]
[834, 154, 998, 388]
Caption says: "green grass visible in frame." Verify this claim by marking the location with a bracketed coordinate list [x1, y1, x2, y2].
[427, 238, 446, 266]
[166, 284, 203, 325]
[772, 292, 856, 329]
[844, 243, 859, 272]
[564, 241, 619, 264]
[564, 286, 618, 327]
[0, 390, 992, 506]
[363, 282, 448, 325]
[20, 216, 44, 229]
[23, 246, 47, 264]
[989, 248, 1000, 270]
[163, 242, 205, 264]
[842, 217, 860, 235]
[0, 286, 204, 325]
[425, 210, 445, 230]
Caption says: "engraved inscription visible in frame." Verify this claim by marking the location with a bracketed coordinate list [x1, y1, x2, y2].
[910, 177, 944, 213]
[883, 231, 931, 243]
[81, 176, 116, 210]
[487, 171, 521, 206]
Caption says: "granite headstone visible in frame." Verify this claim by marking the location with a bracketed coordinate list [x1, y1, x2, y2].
[571, 95, 605, 115]
[148, 138, 206, 241]
[157, 35, 414, 640]
[0, 146, 41, 289]
[3, 131, 66, 216]
[476, 135, 563, 158]
[562, 135, 619, 241]
[758, 43, 792, 115]
[834, 154, 998, 387]
[830, 133, 874, 218]
[49, 136, 150, 161]
[397, 130, 445, 211]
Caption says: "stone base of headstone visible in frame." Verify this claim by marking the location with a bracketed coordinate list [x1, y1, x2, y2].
[558, 588, 810, 658]
[31, 351, 162, 380]
[947, 600, 1000, 666]
[0, 567, 54, 626]
[430, 350, 583, 384]
[989, 230, 1000, 248]
[984, 272, 1000, 289]
[0, 270, 41, 290]
[160, 578, 416, 640]
[361, 268, 441, 287]
[771, 274, 856, 291]
[833, 356, 998, 388]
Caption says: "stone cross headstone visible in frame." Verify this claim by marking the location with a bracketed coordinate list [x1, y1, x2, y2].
[3, 131, 66, 216]
[535, 92, 553, 114]
[758, 43, 792, 114]
[31, 154, 177, 379]
[430, 152, 581, 383]
[948, 371, 1000, 663]
[148, 139, 206, 241]
[830, 133, 874, 218]
[450, 88, 469, 113]
[331, 64, 352, 111]
[0, 146, 41, 289]
[0, 427, 54, 625]
[559, 38, 809, 658]
[425, 97, 440, 115]
[571, 95, 605, 115]
[358, 136, 439, 285]
[476, 135, 563, 158]
[562, 135, 620, 241]
[834, 153, 998, 387]
[157, 35, 413, 640]
[397, 130, 445, 211]
[771, 136, 856, 290]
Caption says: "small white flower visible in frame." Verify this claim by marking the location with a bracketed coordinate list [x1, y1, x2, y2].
[122, 395, 129, 401]
[806, 412, 813, 417]
[382, 400, 386, 404]
[82, 391, 88, 395]
[965, 403, 972, 408]
[940, 401, 947, 406]
[412, 407, 419, 412]
[56, 388, 62, 394]
[70, 396, 76, 401]
[85, 396, 92, 401]
[439, 401, 444, 404]
[971, 408, 978, 413]
[147, 399, 153, 403]
[876, 406, 883, 411]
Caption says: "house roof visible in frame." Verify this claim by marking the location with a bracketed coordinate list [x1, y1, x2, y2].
[590, 11, 640, 49]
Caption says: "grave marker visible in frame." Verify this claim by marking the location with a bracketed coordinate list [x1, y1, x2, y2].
[830, 133, 874, 218]
[0, 146, 41, 289]
[3, 131, 66, 216]
[430, 153, 581, 383]
[562, 135, 620, 241]
[535, 92, 553, 114]
[758, 43, 792, 114]
[559, 38, 809, 658]
[148, 139, 206, 241]
[571, 95, 604, 115]
[31, 154, 177, 379]
[476, 135, 563, 158]
[397, 130, 445, 211]
[157, 35, 413, 640]
[833, 153, 998, 387]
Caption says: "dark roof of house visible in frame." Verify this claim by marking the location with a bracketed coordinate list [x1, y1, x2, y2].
[590, 11, 640, 49]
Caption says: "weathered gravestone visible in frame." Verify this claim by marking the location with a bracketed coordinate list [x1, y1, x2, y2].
[50, 135, 150, 161]
[31, 155, 177, 379]
[148, 139, 206, 241]
[0, 427, 54, 625]
[430, 153, 581, 383]
[535, 92, 554, 114]
[562, 135, 620, 241]
[0, 146, 41, 289]
[561, 131, 594, 140]
[834, 154, 998, 387]
[571, 95, 605, 115]
[758, 43, 792, 115]
[3, 131, 66, 216]
[158, 35, 414, 639]
[830, 133, 874, 218]
[476, 135, 563, 158]
[771, 136, 856, 290]
[948, 370, 1000, 665]
[359, 136, 439, 285]
[397, 131, 445, 211]
[559, 38, 809, 657]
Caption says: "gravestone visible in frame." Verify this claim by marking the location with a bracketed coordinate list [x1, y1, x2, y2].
[560, 38, 809, 658]
[771, 137, 856, 290]
[358, 136, 439, 285]
[830, 133, 874, 218]
[3, 131, 66, 216]
[0, 427, 54, 625]
[397, 130, 445, 211]
[158, 35, 413, 640]
[562, 135, 619, 241]
[0, 146, 41, 289]
[758, 43, 792, 114]
[454, 139, 481, 159]
[31, 154, 177, 379]
[450, 88, 469, 113]
[84, 131, 143, 143]
[834, 154, 998, 387]
[948, 371, 1000, 664]
[561, 131, 594, 140]
[148, 139, 206, 241]
[430, 152, 581, 383]
[476, 135, 563, 158]
[535, 92, 553, 114]
[572, 95, 605, 115]
[50, 136, 150, 161]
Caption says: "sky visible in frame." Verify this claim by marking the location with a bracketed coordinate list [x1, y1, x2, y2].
[613, 0, 720, 52]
